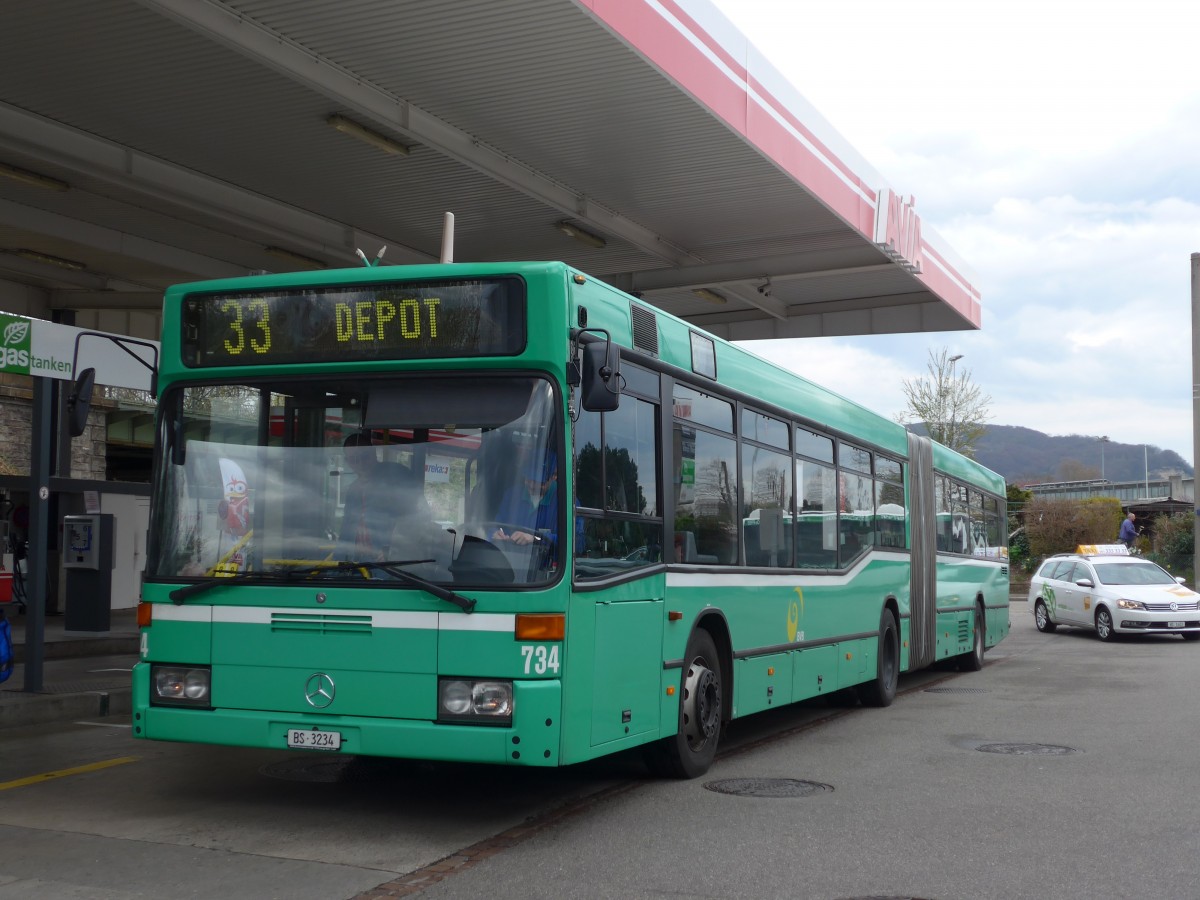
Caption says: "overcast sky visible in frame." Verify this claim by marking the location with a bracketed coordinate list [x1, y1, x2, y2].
[710, 0, 1200, 468]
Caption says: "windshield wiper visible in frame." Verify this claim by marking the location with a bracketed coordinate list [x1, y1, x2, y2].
[168, 560, 477, 614]
[332, 559, 477, 614]
[168, 571, 273, 604]
[169, 566, 334, 604]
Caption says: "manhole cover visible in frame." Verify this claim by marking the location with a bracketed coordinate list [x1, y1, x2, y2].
[924, 687, 990, 694]
[976, 742, 1077, 756]
[704, 777, 833, 798]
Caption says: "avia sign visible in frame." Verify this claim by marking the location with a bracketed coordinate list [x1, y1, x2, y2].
[873, 188, 923, 274]
[0, 312, 157, 391]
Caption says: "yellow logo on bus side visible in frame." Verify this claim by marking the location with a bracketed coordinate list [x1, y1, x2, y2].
[787, 587, 804, 642]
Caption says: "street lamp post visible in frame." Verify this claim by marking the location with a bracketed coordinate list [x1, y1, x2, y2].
[947, 354, 963, 450]
[1191, 253, 1199, 583]
[1099, 435, 1110, 482]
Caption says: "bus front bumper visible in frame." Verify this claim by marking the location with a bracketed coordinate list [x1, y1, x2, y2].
[132, 666, 562, 766]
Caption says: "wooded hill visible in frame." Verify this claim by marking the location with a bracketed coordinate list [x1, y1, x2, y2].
[967, 425, 1193, 486]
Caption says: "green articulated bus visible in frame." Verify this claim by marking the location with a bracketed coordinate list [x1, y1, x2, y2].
[133, 260, 1009, 777]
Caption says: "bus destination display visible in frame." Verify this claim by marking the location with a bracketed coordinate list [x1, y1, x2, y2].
[181, 278, 525, 367]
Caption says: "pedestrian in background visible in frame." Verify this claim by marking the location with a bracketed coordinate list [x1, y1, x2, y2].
[1119, 512, 1139, 547]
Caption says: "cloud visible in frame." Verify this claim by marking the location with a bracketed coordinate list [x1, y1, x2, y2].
[737, 339, 915, 423]
[711, 0, 1200, 464]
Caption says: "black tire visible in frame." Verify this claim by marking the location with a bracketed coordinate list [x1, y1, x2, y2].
[958, 604, 986, 672]
[1034, 600, 1057, 633]
[644, 629, 723, 779]
[856, 608, 899, 707]
[1095, 607, 1117, 642]
[1183, 632, 1200, 642]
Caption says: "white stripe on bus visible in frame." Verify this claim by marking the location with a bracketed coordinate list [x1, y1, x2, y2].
[152, 604, 512, 632]
[151, 605, 213, 623]
[437, 613, 516, 632]
[667, 550, 1006, 589]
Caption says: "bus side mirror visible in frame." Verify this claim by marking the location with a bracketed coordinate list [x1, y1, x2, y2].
[580, 340, 620, 412]
[67, 367, 96, 437]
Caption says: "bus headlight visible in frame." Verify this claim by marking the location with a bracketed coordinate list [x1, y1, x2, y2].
[438, 679, 513, 724]
[151, 665, 212, 707]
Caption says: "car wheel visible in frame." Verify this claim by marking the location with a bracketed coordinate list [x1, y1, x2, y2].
[1182, 632, 1200, 642]
[1034, 600, 1057, 633]
[1095, 607, 1117, 642]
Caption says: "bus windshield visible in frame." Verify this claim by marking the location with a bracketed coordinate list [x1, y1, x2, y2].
[147, 374, 563, 588]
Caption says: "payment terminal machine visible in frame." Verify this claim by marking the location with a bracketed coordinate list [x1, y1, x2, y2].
[62, 514, 114, 631]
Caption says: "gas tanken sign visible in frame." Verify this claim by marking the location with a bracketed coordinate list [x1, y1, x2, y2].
[0, 312, 157, 390]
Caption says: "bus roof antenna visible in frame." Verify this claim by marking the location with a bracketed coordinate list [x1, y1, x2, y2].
[355, 245, 387, 267]
[440, 211, 455, 263]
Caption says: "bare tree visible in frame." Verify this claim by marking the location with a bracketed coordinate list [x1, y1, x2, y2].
[898, 348, 991, 457]
[1025, 496, 1124, 558]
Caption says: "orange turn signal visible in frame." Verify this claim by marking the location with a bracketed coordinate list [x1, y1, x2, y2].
[515, 613, 565, 641]
[137, 602, 153, 628]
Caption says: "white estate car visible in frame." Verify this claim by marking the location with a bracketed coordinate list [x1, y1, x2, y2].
[1028, 547, 1200, 642]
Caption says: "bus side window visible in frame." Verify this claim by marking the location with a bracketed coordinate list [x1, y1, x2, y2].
[674, 530, 717, 565]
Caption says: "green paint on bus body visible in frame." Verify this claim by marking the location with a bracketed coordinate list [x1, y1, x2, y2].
[135, 261, 1008, 772]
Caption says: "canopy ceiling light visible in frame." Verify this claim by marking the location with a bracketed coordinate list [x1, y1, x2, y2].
[264, 246, 326, 270]
[556, 221, 607, 250]
[692, 288, 728, 305]
[327, 114, 411, 156]
[0, 162, 69, 192]
[12, 249, 86, 271]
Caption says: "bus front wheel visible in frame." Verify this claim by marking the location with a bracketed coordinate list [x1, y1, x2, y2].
[856, 608, 899, 707]
[645, 629, 722, 779]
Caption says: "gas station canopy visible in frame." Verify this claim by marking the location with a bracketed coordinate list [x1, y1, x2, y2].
[0, 0, 981, 343]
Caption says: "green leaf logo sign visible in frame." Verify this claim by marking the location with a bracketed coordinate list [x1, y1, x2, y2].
[0, 315, 32, 373]
[3, 320, 29, 346]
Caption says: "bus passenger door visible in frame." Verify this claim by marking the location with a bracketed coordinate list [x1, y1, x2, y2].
[569, 365, 666, 748]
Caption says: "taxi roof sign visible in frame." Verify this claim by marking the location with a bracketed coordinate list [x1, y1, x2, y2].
[1076, 544, 1129, 556]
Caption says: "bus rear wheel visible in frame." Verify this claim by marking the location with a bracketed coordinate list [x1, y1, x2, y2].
[645, 629, 722, 779]
[958, 603, 985, 672]
[856, 608, 899, 707]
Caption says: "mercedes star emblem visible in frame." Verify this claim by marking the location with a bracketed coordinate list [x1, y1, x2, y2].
[304, 673, 336, 709]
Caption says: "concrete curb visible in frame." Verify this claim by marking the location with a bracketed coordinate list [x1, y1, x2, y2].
[0, 687, 132, 729]
[13, 636, 140, 663]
